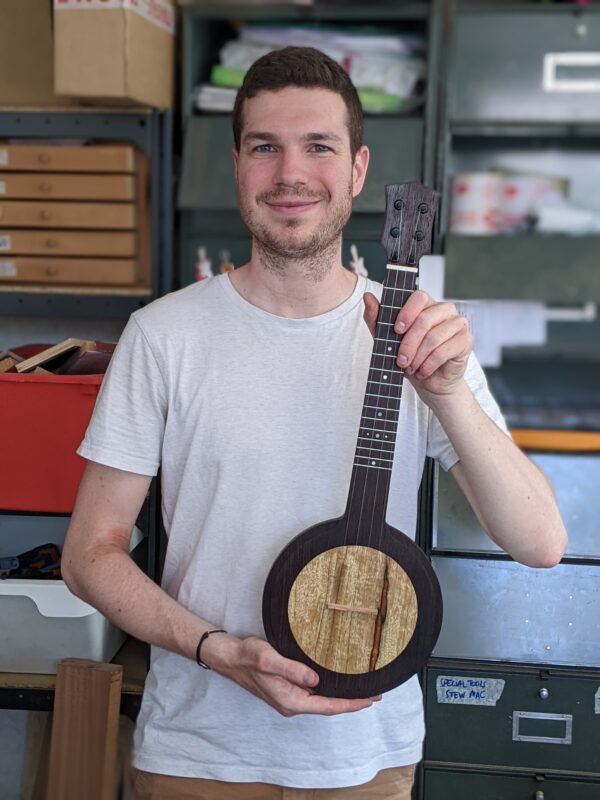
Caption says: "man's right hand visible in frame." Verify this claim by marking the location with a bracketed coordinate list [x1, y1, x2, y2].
[205, 633, 381, 717]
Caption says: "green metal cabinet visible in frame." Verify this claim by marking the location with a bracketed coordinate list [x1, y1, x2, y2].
[423, 769, 600, 800]
[425, 665, 600, 774]
[450, 10, 600, 123]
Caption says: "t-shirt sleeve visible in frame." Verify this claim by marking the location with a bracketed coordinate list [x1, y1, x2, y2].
[77, 314, 167, 476]
[426, 354, 510, 472]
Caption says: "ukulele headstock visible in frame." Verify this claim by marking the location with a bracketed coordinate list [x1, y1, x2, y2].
[380, 182, 439, 267]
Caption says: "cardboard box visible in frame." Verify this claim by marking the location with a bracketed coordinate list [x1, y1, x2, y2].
[54, 0, 176, 109]
[0, 0, 78, 107]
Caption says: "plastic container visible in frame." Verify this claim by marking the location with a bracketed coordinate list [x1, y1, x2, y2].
[0, 345, 103, 513]
[0, 514, 145, 674]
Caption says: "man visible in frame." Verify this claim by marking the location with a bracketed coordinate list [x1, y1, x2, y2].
[62, 47, 567, 799]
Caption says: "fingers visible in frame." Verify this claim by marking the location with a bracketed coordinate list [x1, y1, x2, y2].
[363, 292, 379, 337]
[238, 638, 381, 717]
[394, 293, 472, 378]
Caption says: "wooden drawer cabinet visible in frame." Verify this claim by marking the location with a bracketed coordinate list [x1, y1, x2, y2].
[0, 142, 149, 290]
[0, 144, 136, 173]
[423, 769, 600, 800]
[0, 201, 136, 229]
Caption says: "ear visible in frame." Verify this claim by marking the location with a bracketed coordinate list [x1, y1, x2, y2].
[352, 145, 370, 198]
[232, 148, 239, 184]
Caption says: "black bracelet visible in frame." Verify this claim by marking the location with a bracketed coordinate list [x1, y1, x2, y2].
[195, 629, 227, 669]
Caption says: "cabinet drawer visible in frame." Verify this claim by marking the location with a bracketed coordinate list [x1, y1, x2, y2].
[0, 144, 136, 173]
[423, 769, 600, 800]
[0, 174, 136, 201]
[0, 201, 136, 229]
[432, 558, 600, 668]
[0, 230, 136, 257]
[425, 666, 600, 773]
[451, 12, 600, 122]
[0, 257, 137, 286]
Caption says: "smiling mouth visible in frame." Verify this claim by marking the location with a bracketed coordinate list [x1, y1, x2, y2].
[264, 200, 321, 214]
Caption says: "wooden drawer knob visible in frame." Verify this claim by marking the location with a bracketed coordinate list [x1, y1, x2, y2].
[44, 266, 59, 277]
[38, 153, 52, 165]
[44, 239, 59, 249]
[40, 210, 52, 221]
[39, 182, 52, 193]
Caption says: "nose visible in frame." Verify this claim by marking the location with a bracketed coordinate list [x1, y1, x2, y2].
[273, 147, 308, 188]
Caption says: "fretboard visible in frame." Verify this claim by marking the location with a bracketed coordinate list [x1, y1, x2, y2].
[353, 264, 418, 473]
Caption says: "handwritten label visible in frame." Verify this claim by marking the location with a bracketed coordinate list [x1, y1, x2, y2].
[595, 688, 600, 715]
[0, 262, 17, 277]
[436, 675, 506, 707]
[0, 236, 12, 252]
[0, 150, 7, 166]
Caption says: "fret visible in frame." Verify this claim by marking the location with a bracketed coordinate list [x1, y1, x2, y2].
[365, 390, 400, 400]
[354, 455, 394, 466]
[357, 442, 395, 453]
[386, 263, 419, 273]
[361, 406, 400, 415]
[352, 462, 393, 472]
[369, 366, 403, 374]
[358, 430, 397, 440]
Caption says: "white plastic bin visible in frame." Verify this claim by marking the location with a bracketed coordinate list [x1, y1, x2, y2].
[0, 514, 145, 674]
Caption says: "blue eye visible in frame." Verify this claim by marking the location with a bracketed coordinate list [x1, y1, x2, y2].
[311, 144, 330, 153]
[255, 144, 275, 153]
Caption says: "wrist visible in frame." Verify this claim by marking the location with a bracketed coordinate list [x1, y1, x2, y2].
[196, 630, 240, 673]
[417, 377, 471, 419]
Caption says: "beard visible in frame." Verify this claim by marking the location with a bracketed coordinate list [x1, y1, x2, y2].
[238, 182, 353, 282]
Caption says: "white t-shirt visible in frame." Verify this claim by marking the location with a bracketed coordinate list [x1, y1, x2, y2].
[79, 273, 507, 789]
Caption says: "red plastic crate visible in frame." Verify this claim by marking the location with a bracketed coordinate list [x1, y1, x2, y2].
[1, 346, 103, 513]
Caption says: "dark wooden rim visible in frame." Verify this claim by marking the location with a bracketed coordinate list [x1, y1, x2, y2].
[263, 517, 443, 699]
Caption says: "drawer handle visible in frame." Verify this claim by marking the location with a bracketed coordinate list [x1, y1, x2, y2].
[543, 52, 600, 93]
[38, 153, 52, 165]
[40, 210, 52, 221]
[512, 711, 572, 745]
[44, 266, 59, 277]
[39, 182, 52, 193]
[44, 239, 59, 249]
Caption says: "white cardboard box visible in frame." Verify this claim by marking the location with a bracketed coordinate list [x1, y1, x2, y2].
[0, 515, 145, 674]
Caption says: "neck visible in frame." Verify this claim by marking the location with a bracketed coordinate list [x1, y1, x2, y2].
[229, 237, 358, 318]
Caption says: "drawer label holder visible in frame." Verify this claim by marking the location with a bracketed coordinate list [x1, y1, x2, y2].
[436, 675, 505, 706]
[512, 711, 572, 745]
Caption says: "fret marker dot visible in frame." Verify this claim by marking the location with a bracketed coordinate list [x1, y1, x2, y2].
[387, 347, 392, 352]
[377, 412, 383, 417]
[375, 434, 380, 439]
[385, 435, 389, 439]
[383, 375, 388, 381]
[371, 461, 376, 465]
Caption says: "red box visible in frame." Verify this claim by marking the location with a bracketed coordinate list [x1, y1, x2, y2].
[1, 347, 102, 513]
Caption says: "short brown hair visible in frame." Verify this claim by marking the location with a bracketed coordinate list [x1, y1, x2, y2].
[232, 46, 363, 158]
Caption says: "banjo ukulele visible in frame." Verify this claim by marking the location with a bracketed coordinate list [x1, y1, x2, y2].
[262, 182, 443, 699]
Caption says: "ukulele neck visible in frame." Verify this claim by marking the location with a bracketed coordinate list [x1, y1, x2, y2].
[347, 263, 418, 527]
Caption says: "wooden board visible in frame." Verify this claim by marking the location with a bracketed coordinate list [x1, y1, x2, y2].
[0, 257, 138, 285]
[0, 144, 136, 173]
[0, 173, 136, 201]
[0, 200, 136, 229]
[46, 660, 123, 800]
[512, 428, 600, 453]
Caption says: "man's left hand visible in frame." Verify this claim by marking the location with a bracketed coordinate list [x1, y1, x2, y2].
[363, 290, 472, 400]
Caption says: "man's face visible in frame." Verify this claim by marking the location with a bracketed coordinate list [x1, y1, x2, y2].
[233, 87, 369, 260]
